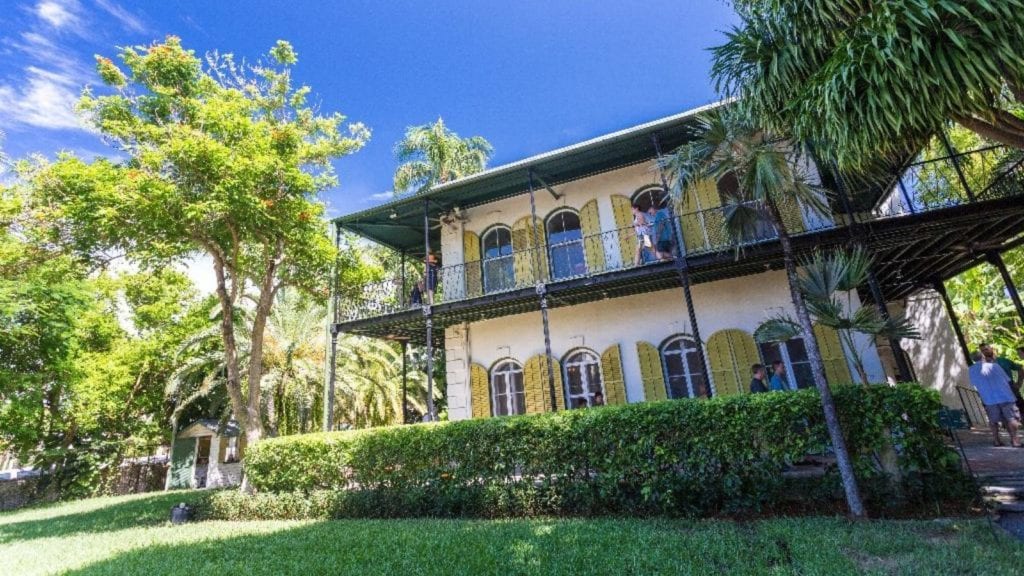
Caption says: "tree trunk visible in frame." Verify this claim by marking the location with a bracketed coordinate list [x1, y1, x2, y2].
[243, 241, 284, 446]
[953, 112, 1024, 150]
[767, 198, 868, 519]
[211, 255, 250, 439]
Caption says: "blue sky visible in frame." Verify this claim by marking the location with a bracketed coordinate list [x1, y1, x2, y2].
[0, 0, 738, 216]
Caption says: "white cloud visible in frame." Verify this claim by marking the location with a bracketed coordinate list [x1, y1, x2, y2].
[0, 65, 88, 131]
[368, 191, 395, 201]
[35, 0, 81, 30]
[93, 0, 148, 34]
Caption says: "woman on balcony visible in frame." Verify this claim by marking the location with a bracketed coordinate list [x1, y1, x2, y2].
[632, 203, 653, 266]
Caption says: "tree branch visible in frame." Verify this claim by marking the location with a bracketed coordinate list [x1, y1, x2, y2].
[953, 113, 1024, 149]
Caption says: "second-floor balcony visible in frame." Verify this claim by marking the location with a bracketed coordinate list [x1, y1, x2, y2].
[334, 142, 1024, 331]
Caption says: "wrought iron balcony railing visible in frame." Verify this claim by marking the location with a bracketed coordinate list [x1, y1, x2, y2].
[335, 144, 1024, 324]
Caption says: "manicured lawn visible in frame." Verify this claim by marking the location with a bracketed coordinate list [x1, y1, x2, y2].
[2, 492, 1022, 575]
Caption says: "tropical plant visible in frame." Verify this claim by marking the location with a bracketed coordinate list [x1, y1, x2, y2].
[946, 247, 1024, 355]
[661, 110, 867, 517]
[755, 248, 920, 384]
[712, 0, 1024, 170]
[31, 37, 368, 448]
[393, 117, 493, 195]
[332, 337, 431, 429]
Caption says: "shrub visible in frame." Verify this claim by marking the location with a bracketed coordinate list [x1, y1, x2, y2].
[241, 384, 965, 518]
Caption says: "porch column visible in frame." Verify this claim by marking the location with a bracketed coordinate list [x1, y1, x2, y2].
[987, 251, 1024, 325]
[652, 133, 711, 396]
[401, 339, 409, 424]
[423, 199, 436, 421]
[324, 221, 342, 432]
[400, 250, 407, 308]
[933, 280, 973, 365]
[528, 169, 559, 411]
[834, 169, 913, 382]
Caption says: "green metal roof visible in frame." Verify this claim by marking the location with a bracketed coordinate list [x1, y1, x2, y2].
[334, 101, 725, 256]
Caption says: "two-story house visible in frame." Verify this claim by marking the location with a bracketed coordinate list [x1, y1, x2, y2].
[328, 104, 1024, 424]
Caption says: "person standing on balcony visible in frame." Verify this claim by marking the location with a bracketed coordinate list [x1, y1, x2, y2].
[969, 348, 1021, 447]
[750, 364, 769, 393]
[632, 203, 652, 266]
[649, 204, 674, 261]
[769, 360, 789, 392]
[425, 251, 439, 304]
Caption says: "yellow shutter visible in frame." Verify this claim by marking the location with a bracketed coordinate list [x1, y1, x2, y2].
[463, 231, 482, 298]
[636, 341, 667, 402]
[512, 216, 549, 285]
[601, 344, 627, 405]
[706, 329, 760, 396]
[470, 362, 490, 418]
[813, 323, 852, 386]
[523, 354, 564, 413]
[610, 195, 634, 268]
[580, 199, 606, 274]
[678, 179, 720, 253]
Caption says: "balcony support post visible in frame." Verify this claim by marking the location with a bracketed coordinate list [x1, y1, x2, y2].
[324, 221, 342, 432]
[528, 168, 559, 411]
[835, 170, 913, 382]
[652, 133, 711, 396]
[933, 280, 973, 366]
[987, 251, 1024, 325]
[423, 198, 436, 422]
[939, 130, 976, 202]
[401, 339, 409, 424]
[400, 249, 407, 308]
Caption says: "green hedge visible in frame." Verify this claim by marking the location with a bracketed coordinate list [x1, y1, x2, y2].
[241, 385, 965, 518]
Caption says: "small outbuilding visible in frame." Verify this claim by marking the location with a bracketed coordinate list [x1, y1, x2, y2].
[166, 420, 246, 490]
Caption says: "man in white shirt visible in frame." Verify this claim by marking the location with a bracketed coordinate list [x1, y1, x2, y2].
[969, 349, 1021, 447]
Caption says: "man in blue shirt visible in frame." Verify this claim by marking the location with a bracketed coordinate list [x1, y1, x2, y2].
[969, 349, 1020, 447]
[769, 360, 789, 392]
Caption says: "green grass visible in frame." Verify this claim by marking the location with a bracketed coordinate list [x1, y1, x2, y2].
[2, 492, 1022, 575]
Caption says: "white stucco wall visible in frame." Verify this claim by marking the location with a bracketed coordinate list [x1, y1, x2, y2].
[445, 269, 886, 420]
[896, 289, 971, 408]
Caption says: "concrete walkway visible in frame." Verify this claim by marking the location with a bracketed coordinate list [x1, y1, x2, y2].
[949, 428, 1024, 539]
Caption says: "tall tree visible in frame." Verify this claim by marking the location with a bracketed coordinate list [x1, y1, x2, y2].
[31, 37, 368, 447]
[661, 110, 867, 518]
[712, 0, 1024, 169]
[393, 117, 493, 194]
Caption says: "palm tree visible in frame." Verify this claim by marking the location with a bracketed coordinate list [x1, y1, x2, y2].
[661, 110, 867, 518]
[393, 117, 493, 195]
[332, 336, 431, 429]
[755, 248, 920, 385]
[711, 0, 1024, 170]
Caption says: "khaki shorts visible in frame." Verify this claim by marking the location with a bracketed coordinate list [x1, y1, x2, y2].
[984, 402, 1021, 427]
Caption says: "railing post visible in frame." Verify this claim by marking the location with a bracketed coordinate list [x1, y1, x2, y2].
[324, 221, 342, 432]
[939, 130, 976, 202]
[987, 251, 1024, 325]
[423, 198, 436, 422]
[528, 169, 559, 411]
[933, 279, 973, 366]
[653, 133, 711, 396]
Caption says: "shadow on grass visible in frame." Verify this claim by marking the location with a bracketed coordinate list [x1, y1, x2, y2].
[0, 490, 209, 545]
[59, 516, 1024, 576]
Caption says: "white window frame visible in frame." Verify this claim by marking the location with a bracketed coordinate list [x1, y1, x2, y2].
[490, 360, 525, 416]
[759, 337, 813, 390]
[481, 226, 515, 294]
[660, 336, 705, 399]
[563, 350, 604, 408]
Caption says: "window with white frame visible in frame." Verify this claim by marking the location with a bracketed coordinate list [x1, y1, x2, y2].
[491, 360, 525, 416]
[758, 338, 814, 389]
[563, 350, 603, 408]
[481, 226, 515, 293]
[546, 210, 586, 280]
[661, 336, 708, 398]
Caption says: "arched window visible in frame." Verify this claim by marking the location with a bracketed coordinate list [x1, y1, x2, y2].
[758, 337, 814, 390]
[631, 185, 668, 213]
[563, 349, 603, 408]
[490, 360, 525, 416]
[547, 209, 586, 280]
[481, 226, 515, 293]
[661, 336, 708, 399]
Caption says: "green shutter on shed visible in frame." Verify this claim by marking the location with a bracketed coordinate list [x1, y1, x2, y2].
[601, 344, 627, 404]
[168, 437, 196, 490]
[637, 340, 667, 402]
